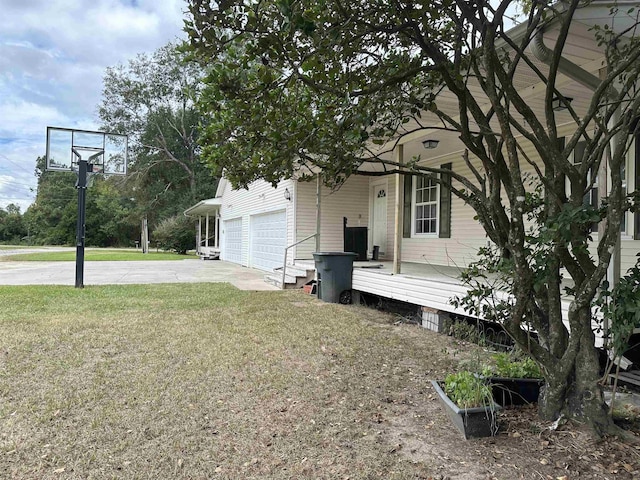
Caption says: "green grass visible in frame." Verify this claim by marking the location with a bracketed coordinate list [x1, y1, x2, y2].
[1, 249, 196, 261]
[0, 284, 483, 479]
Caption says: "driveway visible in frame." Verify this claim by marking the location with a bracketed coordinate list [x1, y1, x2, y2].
[0, 249, 277, 290]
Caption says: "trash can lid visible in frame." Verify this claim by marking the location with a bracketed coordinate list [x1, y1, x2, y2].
[312, 252, 359, 257]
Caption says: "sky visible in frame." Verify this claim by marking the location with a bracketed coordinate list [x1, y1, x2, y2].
[0, 0, 187, 212]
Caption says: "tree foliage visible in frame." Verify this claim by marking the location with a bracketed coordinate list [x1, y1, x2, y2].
[99, 43, 218, 228]
[24, 157, 138, 246]
[152, 214, 196, 254]
[185, 0, 640, 435]
[0, 203, 27, 243]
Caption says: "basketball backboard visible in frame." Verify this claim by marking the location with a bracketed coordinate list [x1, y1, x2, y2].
[46, 127, 128, 175]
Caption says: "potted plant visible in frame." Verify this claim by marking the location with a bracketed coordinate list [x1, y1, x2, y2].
[482, 352, 544, 406]
[431, 371, 501, 439]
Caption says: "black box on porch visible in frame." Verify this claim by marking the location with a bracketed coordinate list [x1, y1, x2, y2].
[343, 217, 367, 261]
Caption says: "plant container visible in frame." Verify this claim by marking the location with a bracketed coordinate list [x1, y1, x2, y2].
[488, 377, 544, 406]
[431, 380, 501, 439]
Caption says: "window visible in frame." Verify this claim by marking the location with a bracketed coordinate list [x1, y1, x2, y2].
[413, 176, 439, 235]
[403, 164, 452, 239]
[567, 140, 598, 232]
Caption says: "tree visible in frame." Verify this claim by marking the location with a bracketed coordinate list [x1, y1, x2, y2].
[185, 0, 640, 435]
[0, 203, 27, 243]
[24, 157, 138, 247]
[153, 214, 196, 254]
[24, 157, 78, 245]
[99, 43, 218, 229]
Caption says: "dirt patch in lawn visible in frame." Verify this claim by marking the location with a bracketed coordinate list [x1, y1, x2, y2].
[0, 285, 638, 479]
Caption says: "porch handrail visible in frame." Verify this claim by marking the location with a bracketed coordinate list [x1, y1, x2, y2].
[281, 233, 318, 290]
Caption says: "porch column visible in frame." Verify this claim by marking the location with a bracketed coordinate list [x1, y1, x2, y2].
[205, 214, 210, 249]
[215, 213, 220, 249]
[197, 216, 202, 255]
[213, 212, 219, 248]
[599, 112, 622, 291]
[393, 144, 404, 274]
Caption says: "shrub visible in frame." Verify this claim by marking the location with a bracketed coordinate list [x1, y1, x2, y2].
[152, 214, 195, 254]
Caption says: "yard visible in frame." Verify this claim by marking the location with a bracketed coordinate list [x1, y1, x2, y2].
[0, 284, 637, 479]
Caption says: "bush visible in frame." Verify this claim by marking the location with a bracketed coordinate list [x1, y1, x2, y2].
[152, 214, 195, 254]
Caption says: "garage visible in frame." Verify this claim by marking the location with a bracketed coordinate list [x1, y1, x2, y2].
[250, 210, 287, 272]
[223, 217, 243, 265]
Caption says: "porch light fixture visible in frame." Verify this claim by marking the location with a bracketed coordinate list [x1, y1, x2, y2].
[552, 96, 573, 111]
[284, 188, 291, 201]
[422, 139, 439, 149]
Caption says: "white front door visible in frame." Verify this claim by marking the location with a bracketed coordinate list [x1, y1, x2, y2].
[250, 210, 287, 272]
[371, 181, 388, 254]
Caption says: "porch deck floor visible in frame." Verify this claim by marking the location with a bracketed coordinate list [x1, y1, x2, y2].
[295, 259, 465, 283]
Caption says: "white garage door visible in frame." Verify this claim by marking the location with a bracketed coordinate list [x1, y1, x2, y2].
[223, 217, 243, 265]
[250, 210, 287, 272]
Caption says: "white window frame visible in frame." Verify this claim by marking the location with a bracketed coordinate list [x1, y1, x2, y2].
[411, 175, 439, 237]
[565, 141, 599, 235]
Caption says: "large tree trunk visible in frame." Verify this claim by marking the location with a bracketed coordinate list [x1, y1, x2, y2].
[537, 308, 616, 436]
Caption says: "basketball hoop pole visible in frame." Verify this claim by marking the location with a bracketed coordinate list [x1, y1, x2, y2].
[73, 149, 102, 288]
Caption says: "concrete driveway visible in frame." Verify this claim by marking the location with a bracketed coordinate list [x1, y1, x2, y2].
[0, 249, 277, 290]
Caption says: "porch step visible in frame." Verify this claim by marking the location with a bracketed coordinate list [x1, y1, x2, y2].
[266, 264, 315, 289]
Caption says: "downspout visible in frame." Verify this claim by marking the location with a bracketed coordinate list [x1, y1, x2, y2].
[530, 28, 622, 343]
[530, 31, 602, 91]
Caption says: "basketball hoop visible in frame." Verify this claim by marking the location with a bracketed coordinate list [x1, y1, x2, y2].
[46, 127, 128, 175]
[45, 126, 128, 288]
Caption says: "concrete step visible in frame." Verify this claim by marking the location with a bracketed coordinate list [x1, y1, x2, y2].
[265, 263, 315, 289]
[274, 264, 315, 278]
[265, 273, 298, 289]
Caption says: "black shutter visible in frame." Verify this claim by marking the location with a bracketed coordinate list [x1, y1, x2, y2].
[439, 163, 452, 238]
[403, 175, 412, 238]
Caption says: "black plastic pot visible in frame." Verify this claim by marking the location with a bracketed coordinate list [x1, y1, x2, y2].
[431, 380, 501, 440]
[488, 377, 543, 406]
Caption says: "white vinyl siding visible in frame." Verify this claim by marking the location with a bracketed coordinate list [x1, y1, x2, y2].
[295, 176, 370, 259]
[218, 178, 294, 267]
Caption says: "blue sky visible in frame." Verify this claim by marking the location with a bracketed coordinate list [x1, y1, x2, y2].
[0, 0, 186, 212]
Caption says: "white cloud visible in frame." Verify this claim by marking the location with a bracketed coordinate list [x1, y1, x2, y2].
[0, 0, 186, 210]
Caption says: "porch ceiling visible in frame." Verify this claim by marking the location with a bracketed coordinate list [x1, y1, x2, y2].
[184, 198, 222, 217]
[357, 9, 614, 172]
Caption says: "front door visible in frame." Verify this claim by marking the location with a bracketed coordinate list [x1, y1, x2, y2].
[371, 181, 387, 255]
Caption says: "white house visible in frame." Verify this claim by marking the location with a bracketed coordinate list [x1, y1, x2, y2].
[184, 174, 372, 284]
[186, 2, 640, 343]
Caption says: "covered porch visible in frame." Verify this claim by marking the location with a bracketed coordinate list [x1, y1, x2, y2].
[184, 198, 222, 260]
[293, 258, 594, 346]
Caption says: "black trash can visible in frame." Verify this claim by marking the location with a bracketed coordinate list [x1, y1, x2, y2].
[312, 252, 358, 304]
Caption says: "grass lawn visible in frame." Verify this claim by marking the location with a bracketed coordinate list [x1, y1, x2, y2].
[0, 283, 477, 479]
[1, 249, 196, 262]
